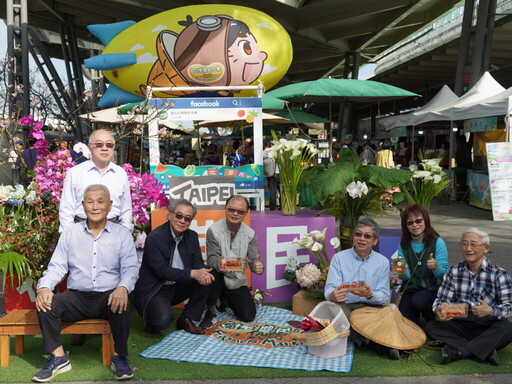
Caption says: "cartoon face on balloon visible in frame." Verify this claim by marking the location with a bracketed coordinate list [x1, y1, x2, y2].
[142, 15, 268, 97]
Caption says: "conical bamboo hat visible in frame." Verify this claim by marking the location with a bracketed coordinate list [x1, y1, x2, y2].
[348, 304, 426, 350]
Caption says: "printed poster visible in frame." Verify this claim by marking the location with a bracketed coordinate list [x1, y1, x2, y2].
[486, 142, 512, 221]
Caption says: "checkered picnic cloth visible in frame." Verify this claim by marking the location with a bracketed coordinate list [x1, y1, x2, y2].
[140, 306, 353, 372]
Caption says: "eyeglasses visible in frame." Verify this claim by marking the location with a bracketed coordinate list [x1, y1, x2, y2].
[353, 231, 375, 240]
[406, 218, 424, 226]
[92, 142, 115, 148]
[171, 211, 193, 223]
[227, 207, 247, 215]
[459, 242, 486, 249]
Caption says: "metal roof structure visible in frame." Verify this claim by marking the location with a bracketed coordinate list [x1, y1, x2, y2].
[1, 0, 467, 93]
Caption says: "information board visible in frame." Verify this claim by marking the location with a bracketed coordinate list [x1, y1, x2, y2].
[486, 142, 512, 221]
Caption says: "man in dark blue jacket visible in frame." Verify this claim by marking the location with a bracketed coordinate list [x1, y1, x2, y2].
[130, 199, 214, 334]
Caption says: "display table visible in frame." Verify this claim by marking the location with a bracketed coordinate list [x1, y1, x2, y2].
[249, 209, 336, 302]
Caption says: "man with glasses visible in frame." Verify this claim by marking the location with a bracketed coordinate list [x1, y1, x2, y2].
[200, 195, 264, 328]
[59, 129, 133, 232]
[59, 129, 133, 347]
[325, 217, 397, 359]
[130, 199, 214, 335]
[426, 228, 512, 366]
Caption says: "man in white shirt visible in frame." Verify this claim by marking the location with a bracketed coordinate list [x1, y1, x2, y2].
[33, 184, 139, 382]
[59, 129, 133, 232]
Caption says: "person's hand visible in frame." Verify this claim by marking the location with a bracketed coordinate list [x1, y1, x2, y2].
[436, 307, 454, 321]
[253, 255, 264, 275]
[329, 286, 348, 303]
[426, 253, 438, 270]
[36, 288, 53, 312]
[108, 286, 129, 314]
[472, 298, 493, 318]
[191, 268, 215, 285]
[353, 285, 372, 298]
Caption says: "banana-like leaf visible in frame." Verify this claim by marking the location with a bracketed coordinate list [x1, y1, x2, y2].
[309, 149, 360, 203]
[358, 164, 412, 188]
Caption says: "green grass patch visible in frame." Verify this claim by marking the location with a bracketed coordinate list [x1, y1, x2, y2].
[1, 304, 511, 382]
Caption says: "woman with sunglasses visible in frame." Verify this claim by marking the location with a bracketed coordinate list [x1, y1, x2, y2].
[396, 204, 448, 323]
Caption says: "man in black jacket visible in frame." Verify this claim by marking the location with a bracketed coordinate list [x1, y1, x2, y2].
[130, 199, 214, 334]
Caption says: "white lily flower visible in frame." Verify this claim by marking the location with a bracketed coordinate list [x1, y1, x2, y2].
[290, 149, 302, 160]
[433, 174, 442, 183]
[409, 164, 418, 172]
[309, 227, 327, 241]
[423, 174, 434, 181]
[330, 237, 340, 249]
[311, 242, 323, 252]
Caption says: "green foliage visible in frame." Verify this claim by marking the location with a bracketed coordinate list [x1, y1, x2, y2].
[0, 249, 31, 289]
[301, 149, 412, 235]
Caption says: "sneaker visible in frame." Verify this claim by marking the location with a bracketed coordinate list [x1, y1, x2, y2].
[32, 352, 72, 382]
[199, 310, 217, 329]
[111, 355, 133, 380]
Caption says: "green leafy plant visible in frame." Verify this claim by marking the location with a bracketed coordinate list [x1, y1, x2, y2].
[301, 149, 412, 239]
[402, 158, 452, 208]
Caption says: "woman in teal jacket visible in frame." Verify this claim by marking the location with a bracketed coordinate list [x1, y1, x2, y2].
[397, 204, 448, 323]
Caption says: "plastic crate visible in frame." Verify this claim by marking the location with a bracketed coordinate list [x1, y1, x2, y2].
[304, 301, 350, 359]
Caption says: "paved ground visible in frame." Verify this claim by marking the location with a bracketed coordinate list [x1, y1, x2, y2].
[2, 200, 512, 383]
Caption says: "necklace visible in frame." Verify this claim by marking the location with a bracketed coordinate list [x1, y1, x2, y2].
[413, 248, 426, 265]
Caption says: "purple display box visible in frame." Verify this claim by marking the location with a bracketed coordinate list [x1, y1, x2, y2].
[249, 211, 402, 303]
[375, 228, 402, 264]
[249, 210, 336, 302]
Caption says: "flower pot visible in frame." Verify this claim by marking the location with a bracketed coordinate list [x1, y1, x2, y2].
[3, 274, 68, 313]
[280, 183, 298, 216]
[3, 274, 37, 313]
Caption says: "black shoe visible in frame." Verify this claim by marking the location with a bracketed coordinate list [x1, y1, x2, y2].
[440, 344, 462, 364]
[145, 323, 161, 334]
[389, 348, 400, 360]
[486, 349, 500, 366]
[111, 355, 133, 380]
[199, 310, 217, 329]
[70, 334, 86, 346]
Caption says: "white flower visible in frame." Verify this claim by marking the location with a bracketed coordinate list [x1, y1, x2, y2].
[286, 255, 300, 272]
[409, 164, 418, 172]
[290, 149, 302, 160]
[292, 235, 314, 249]
[357, 181, 369, 195]
[330, 237, 340, 249]
[309, 227, 327, 241]
[0, 185, 14, 203]
[295, 263, 322, 288]
[311, 241, 323, 252]
[432, 174, 442, 184]
[346, 181, 362, 198]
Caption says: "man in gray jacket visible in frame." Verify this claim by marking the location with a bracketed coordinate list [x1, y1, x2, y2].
[200, 195, 264, 328]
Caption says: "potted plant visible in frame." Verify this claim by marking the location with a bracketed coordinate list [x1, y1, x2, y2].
[300, 149, 412, 244]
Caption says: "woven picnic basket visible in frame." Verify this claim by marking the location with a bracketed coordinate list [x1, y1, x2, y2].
[304, 301, 350, 359]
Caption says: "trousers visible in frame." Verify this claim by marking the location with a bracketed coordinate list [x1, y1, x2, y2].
[37, 289, 130, 357]
[206, 270, 256, 322]
[145, 280, 211, 331]
[425, 315, 512, 361]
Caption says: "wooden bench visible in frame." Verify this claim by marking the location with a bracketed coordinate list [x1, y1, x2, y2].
[0, 309, 114, 367]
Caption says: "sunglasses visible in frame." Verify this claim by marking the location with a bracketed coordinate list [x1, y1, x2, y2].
[406, 218, 424, 226]
[227, 207, 247, 215]
[353, 231, 374, 240]
[92, 142, 115, 148]
[171, 211, 193, 223]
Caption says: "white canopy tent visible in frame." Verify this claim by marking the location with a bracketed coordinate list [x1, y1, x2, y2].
[380, 85, 458, 130]
[412, 72, 506, 125]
